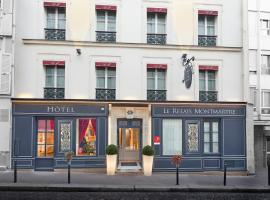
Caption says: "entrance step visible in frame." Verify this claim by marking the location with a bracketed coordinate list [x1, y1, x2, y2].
[117, 162, 142, 173]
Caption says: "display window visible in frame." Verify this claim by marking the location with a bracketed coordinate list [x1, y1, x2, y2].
[37, 119, 55, 157]
[76, 118, 97, 156]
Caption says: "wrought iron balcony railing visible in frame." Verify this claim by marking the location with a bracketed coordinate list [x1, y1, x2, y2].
[147, 90, 166, 101]
[199, 91, 218, 102]
[262, 108, 270, 114]
[44, 88, 65, 99]
[96, 31, 116, 43]
[147, 34, 167, 45]
[96, 88, 116, 100]
[198, 35, 217, 47]
[45, 29, 65, 40]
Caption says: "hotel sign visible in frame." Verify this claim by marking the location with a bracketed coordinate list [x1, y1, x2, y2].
[152, 106, 246, 117]
[13, 103, 108, 116]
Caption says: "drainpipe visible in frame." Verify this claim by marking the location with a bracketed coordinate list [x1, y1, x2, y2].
[257, 0, 262, 120]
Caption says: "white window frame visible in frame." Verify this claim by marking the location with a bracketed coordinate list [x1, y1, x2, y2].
[96, 68, 116, 89]
[45, 66, 65, 88]
[147, 69, 166, 90]
[261, 55, 270, 75]
[198, 15, 216, 36]
[261, 90, 270, 115]
[261, 19, 270, 36]
[96, 10, 116, 32]
[147, 13, 166, 34]
[199, 70, 216, 92]
[46, 7, 66, 29]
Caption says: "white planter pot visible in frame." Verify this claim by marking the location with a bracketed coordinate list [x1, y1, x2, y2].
[143, 155, 154, 176]
[106, 154, 117, 175]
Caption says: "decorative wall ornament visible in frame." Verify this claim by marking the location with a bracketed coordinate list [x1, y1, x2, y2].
[181, 54, 195, 89]
[187, 123, 199, 152]
[60, 122, 71, 152]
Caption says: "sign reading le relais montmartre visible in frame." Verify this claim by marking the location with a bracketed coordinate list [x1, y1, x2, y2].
[152, 106, 246, 117]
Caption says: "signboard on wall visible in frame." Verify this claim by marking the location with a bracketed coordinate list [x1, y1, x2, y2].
[154, 136, 160, 145]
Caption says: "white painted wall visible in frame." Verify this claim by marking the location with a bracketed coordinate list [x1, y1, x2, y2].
[14, 0, 246, 102]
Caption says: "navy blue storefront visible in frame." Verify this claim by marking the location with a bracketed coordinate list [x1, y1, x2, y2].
[152, 104, 246, 171]
[12, 101, 108, 170]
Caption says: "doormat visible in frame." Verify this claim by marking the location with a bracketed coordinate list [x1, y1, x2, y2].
[121, 162, 138, 166]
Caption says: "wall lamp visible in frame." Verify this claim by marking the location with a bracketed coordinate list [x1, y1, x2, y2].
[76, 49, 81, 55]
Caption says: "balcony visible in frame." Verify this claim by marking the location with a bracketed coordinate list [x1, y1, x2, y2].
[96, 88, 116, 100]
[96, 31, 116, 43]
[45, 29, 65, 40]
[44, 88, 65, 99]
[147, 90, 166, 101]
[198, 35, 217, 47]
[199, 91, 218, 102]
[147, 34, 167, 45]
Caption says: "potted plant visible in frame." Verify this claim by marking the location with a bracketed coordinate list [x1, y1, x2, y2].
[142, 145, 155, 176]
[106, 144, 118, 175]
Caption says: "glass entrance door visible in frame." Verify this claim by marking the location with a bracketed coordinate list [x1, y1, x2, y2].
[119, 128, 140, 162]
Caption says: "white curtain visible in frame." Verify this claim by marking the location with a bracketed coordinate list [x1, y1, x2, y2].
[162, 119, 182, 155]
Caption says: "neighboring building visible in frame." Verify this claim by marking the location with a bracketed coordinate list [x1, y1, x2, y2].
[248, 0, 270, 169]
[0, 0, 13, 169]
[13, 0, 253, 173]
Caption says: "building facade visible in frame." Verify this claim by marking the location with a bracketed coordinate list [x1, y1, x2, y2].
[12, 0, 254, 173]
[0, 0, 13, 169]
[248, 0, 270, 169]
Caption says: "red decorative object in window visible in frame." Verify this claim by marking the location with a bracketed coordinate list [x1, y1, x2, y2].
[95, 5, 117, 11]
[147, 64, 167, 69]
[95, 62, 116, 68]
[198, 10, 218, 16]
[147, 8, 167, 13]
[199, 65, 219, 71]
[43, 60, 65, 66]
[44, 2, 66, 8]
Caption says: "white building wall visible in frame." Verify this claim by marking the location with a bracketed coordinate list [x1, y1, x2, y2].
[0, 0, 14, 169]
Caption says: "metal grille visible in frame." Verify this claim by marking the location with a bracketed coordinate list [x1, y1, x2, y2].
[44, 88, 65, 99]
[198, 35, 217, 46]
[147, 34, 167, 45]
[0, 109, 9, 122]
[147, 90, 166, 101]
[199, 91, 218, 102]
[96, 88, 116, 100]
[45, 29, 66, 40]
[96, 31, 116, 43]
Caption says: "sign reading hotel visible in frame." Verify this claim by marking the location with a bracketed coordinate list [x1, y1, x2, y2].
[152, 106, 245, 117]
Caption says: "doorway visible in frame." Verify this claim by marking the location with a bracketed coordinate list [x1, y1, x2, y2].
[117, 119, 142, 167]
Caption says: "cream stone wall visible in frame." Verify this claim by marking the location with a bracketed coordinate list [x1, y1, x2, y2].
[109, 106, 151, 147]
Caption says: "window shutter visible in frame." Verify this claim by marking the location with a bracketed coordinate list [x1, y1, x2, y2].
[3, 0, 12, 14]
[0, 54, 11, 94]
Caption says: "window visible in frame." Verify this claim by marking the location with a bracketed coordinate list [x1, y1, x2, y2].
[77, 119, 97, 156]
[147, 12, 166, 44]
[96, 10, 116, 42]
[147, 68, 166, 101]
[147, 69, 166, 90]
[198, 14, 216, 46]
[37, 119, 54, 157]
[162, 119, 182, 155]
[250, 87, 257, 111]
[45, 66, 65, 88]
[44, 66, 65, 99]
[203, 121, 219, 153]
[45, 7, 66, 40]
[262, 91, 270, 114]
[261, 19, 270, 36]
[261, 55, 270, 74]
[199, 70, 217, 102]
[96, 68, 116, 100]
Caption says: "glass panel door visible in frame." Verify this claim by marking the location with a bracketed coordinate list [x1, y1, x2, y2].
[119, 128, 140, 162]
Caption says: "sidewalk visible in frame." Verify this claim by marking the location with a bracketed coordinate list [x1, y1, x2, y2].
[0, 168, 269, 189]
